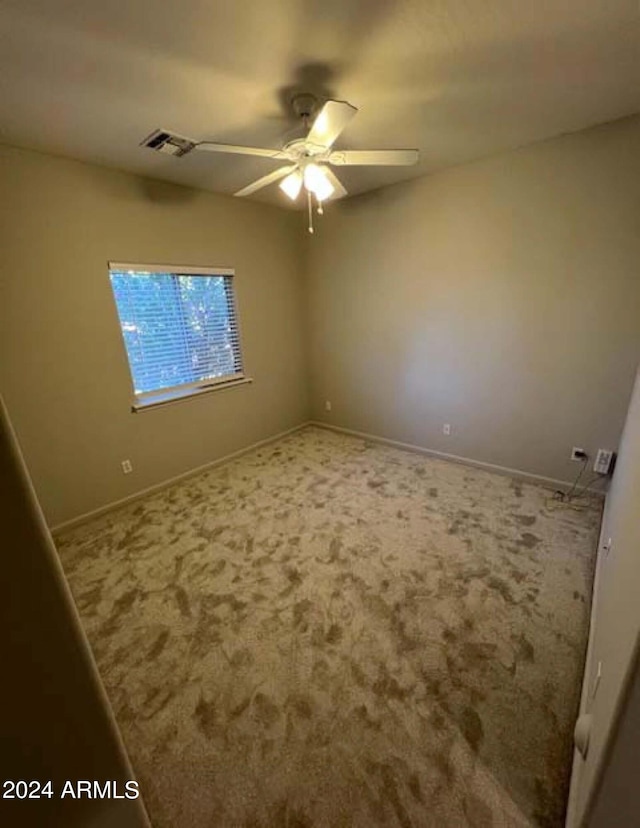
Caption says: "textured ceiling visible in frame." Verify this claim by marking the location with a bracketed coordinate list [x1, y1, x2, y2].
[0, 0, 639, 208]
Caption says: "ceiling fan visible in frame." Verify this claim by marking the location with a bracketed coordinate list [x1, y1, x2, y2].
[141, 94, 419, 233]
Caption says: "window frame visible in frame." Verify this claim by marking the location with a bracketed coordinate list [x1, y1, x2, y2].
[108, 262, 252, 412]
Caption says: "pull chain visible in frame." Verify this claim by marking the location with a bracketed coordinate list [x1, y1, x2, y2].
[307, 190, 314, 234]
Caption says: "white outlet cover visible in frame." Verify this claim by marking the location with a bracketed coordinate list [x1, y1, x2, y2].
[593, 449, 613, 475]
[443, 424, 451, 435]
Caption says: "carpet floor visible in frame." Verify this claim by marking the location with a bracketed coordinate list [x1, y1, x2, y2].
[55, 426, 601, 828]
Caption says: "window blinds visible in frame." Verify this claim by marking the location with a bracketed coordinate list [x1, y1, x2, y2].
[109, 265, 244, 399]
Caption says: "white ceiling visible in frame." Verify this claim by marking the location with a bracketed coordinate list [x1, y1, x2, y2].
[0, 0, 639, 208]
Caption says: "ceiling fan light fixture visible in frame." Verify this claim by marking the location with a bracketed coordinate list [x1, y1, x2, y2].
[279, 170, 303, 200]
[161, 96, 417, 231]
[304, 163, 334, 201]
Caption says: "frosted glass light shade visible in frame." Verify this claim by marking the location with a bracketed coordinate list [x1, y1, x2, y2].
[279, 170, 303, 200]
[303, 163, 334, 201]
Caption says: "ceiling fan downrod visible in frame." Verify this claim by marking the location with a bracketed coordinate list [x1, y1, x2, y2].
[291, 93, 318, 130]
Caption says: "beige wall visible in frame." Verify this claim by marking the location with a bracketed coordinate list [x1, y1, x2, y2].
[306, 115, 640, 483]
[2, 118, 639, 515]
[567, 368, 640, 826]
[0, 396, 150, 827]
[0, 144, 308, 527]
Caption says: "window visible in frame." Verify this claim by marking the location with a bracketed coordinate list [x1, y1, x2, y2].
[109, 263, 248, 410]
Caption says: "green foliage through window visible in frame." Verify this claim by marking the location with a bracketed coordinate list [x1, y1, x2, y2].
[109, 268, 243, 397]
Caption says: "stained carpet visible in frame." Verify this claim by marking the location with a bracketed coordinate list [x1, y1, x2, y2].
[55, 426, 601, 828]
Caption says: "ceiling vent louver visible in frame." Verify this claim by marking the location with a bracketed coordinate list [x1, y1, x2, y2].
[141, 129, 196, 157]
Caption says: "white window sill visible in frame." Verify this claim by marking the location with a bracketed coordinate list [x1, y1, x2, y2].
[132, 377, 253, 412]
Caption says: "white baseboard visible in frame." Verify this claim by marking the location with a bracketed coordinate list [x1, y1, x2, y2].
[51, 421, 311, 535]
[53, 418, 603, 535]
[309, 419, 601, 493]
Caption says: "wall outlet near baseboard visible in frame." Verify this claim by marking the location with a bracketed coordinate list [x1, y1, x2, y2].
[121, 459, 133, 474]
[443, 423, 451, 435]
[593, 449, 614, 475]
[571, 447, 587, 462]
[325, 400, 332, 412]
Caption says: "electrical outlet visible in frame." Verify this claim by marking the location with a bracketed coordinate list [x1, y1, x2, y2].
[121, 459, 133, 474]
[443, 424, 451, 435]
[594, 449, 614, 475]
[603, 537, 612, 557]
[325, 400, 332, 412]
[571, 447, 587, 462]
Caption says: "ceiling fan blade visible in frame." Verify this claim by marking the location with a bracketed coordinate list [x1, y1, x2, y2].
[234, 165, 298, 197]
[195, 141, 290, 160]
[329, 149, 419, 166]
[307, 100, 358, 148]
[322, 167, 348, 200]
